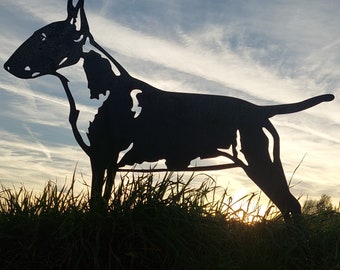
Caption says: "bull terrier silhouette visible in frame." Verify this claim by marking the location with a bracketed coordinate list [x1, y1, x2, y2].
[4, 0, 334, 219]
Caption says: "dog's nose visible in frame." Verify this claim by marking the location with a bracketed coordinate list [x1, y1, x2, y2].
[3, 57, 38, 79]
[3, 59, 20, 77]
[4, 61, 11, 72]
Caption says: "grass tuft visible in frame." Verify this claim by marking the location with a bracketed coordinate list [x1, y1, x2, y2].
[0, 172, 339, 269]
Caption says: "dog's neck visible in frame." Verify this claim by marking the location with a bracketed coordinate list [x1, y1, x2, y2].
[80, 39, 124, 99]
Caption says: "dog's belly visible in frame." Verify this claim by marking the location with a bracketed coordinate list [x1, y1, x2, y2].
[118, 122, 237, 169]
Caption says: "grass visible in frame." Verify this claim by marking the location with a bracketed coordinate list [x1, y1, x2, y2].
[0, 172, 339, 270]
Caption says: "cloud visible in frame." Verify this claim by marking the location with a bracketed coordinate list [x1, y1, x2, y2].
[0, 129, 90, 191]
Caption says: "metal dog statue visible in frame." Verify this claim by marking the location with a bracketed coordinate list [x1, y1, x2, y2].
[4, 0, 334, 219]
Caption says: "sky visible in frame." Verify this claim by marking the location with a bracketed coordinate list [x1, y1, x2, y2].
[0, 0, 339, 206]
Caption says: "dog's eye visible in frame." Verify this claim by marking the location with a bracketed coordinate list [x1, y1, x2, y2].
[40, 33, 47, 42]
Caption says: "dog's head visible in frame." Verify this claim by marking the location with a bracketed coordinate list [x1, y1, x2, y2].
[4, 0, 89, 79]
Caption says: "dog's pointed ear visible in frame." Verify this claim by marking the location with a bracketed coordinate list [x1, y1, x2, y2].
[66, 0, 76, 22]
[76, 0, 89, 35]
[66, 0, 89, 33]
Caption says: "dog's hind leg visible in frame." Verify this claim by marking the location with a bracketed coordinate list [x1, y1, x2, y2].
[239, 121, 301, 220]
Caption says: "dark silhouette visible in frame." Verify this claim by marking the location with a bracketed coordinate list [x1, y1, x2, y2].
[4, 0, 334, 219]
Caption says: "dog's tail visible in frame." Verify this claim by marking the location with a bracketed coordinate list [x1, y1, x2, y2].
[264, 94, 334, 117]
